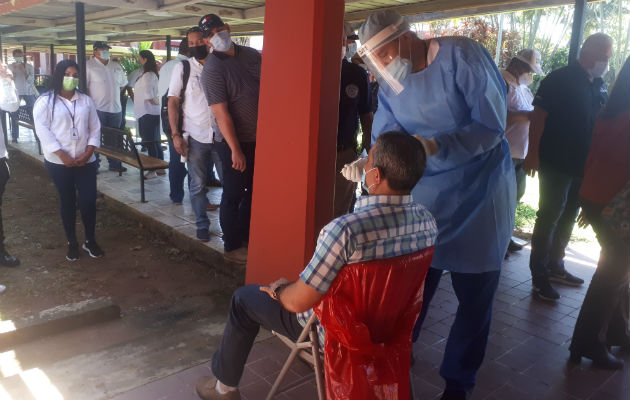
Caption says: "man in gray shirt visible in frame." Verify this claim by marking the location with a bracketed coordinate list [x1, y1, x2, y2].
[199, 14, 261, 264]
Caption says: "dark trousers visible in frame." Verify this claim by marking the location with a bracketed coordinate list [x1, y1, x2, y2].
[45, 161, 98, 244]
[513, 158, 526, 203]
[570, 204, 630, 354]
[412, 267, 500, 392]
[0, 158, 9, 250]
[168, 140, 188, 203]
[96, 110, 123, 170]
[529, 166, 582, 281]
[10, 95, 35, 140]
[212, 285, 302, 387]
[215, 141, 255, 252]
[138, 114, 164, 160]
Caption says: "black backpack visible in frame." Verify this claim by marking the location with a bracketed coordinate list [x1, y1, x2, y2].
[161, 60, 190, 139]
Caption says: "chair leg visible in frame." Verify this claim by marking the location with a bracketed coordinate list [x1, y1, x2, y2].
[140, 169, 146, 203]
[309, 327, 325, 400]
[266, 345, 302, 400]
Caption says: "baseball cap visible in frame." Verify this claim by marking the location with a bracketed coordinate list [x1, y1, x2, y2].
[198, 14, 225, 37]
[92, 41, 111, 50]
[344, 22, 359, 40]
[514, 49, 543, 74]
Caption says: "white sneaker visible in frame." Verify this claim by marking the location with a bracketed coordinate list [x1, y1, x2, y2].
[0, 284, 6, 293]
[144, 171, 157, 179]
[223, 247, 248, 264]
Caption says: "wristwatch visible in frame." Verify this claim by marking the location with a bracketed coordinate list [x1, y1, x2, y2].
[271, 283, 288, 301]
[172, 132, 182, 138]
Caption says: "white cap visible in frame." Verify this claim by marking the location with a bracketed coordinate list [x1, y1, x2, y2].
[358, 9, 409, 46]
[514, 49, 543, 74]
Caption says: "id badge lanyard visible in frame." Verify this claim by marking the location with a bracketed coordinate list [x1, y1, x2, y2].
[60, 99, 78, 141]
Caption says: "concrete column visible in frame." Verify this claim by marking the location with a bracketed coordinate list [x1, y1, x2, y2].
[75, 2, 87, 92]
[568, 0, 586, 63]
[245, 0, 345, 284]
[50, 44, 55, 75]
[166, 35, 172, 61]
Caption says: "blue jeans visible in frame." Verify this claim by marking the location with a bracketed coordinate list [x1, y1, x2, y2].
[187, 137, 221, 231]
[215, 141, 256, 251]
[96, 110, 122, 170]
[212, 285, 302, 387]
[168, 140, 188, 203]
[529, 165, 582, 281]
[138, 114, 163, 160]
[10, 95, 35, 140]
[413, 267, 500, 392]
[45, 160, 98, 244]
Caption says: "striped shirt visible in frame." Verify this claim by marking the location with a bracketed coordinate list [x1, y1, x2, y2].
[297, 194, 438, 344]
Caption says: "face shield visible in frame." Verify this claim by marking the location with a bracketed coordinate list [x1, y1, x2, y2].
[357, 18, 410, 95]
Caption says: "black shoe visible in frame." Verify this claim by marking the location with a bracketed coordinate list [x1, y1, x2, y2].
[82, 240, 104, 258]
[0, 251, 20, 267]
[108, 166, 128, 173]
[533, 279, 560, 300]
[196, 229, 210, 242]
[206, 178, 223, 188]
[570, 348, 624, 370]
[508, 239, 523, 252]
[11, 138, 17, 144]
[67, 243, 80, 261]
[548, 270, 584, 286]
[440, 389, 469, 400]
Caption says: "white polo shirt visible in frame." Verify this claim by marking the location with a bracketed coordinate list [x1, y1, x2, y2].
[167, 57, 215, 143]
[86, 57, 128, 113]
[158, 54, 188, 96]
[0, 79, 19, 157]
[8, 62, 35, 96]
[501, 69, 534, 160]
[134, 71, 160, 120]
[33, 91, 101, 164]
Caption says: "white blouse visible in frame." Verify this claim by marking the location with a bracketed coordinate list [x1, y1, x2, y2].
[33, 91, 101, 165]
[133, 71, 160, 119]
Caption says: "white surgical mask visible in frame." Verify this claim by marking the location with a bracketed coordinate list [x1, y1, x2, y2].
[361, 167, 377, 194]
[99, 50, 110, 61]
[588, 61, 608, 79]
[347, 43, 357, 59]
[518, 73, 533, 86]
[210, 30, 232, 52]
[384, 56, 412, 84]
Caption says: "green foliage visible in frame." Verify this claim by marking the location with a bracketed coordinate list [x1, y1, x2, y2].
[515, 203, 538, 230]
[119, 41, 153, 75]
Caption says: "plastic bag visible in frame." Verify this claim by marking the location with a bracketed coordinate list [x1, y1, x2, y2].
[314, 247, 434, 400]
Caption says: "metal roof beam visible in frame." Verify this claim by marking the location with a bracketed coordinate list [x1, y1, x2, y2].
[55, 0, 161, 11]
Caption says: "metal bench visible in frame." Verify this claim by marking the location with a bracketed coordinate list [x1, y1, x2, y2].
[95, 126, 168, 203]
[16, 105, 43, 155]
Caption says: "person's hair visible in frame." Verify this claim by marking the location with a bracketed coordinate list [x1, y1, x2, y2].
[43, 59, 80, 120]
[600, 56, 630, 120]
[187, 26, 203, 37]
[178, 37, 189, 56]
[12, 49, 22, 57]
[372, 132, 427, 191]
[139, 49, 159, 78]
[579, 32, 613, 60]
[507, 57, 532, 76]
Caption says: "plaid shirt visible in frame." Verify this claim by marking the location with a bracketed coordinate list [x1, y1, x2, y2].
[297, 194, 438, 345]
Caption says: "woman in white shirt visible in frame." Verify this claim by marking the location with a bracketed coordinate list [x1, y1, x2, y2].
[33, 60, 104, 262]
[134, 50, 164, 179]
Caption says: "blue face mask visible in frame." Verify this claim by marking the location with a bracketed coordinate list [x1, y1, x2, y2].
[99, 50, 110, 61]
[361, 167, 377, 194]
[210, 30, 232, 52]
[384, 56, 412, 84]
[347, 43, 357, 59]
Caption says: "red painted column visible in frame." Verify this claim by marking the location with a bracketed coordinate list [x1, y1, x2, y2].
[246, 0, 345, 284]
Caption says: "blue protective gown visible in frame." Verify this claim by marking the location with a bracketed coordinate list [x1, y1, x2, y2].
[372, 37, 515, 273]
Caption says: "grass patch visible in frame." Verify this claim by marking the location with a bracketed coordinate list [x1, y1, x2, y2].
[515, 203, 537, 230]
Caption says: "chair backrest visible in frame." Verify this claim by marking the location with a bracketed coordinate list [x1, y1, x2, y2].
[314, 246, 434, 400]
[17, 105, 33, 125]
[100, 126, 137, 158]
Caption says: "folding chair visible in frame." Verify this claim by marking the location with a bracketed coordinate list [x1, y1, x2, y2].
[266, 313, 325, 400]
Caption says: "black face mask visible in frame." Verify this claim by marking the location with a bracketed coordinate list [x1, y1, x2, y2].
[189, 45, 209, 60]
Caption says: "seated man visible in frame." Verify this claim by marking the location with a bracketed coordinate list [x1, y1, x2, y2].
[195, 132, 438, 400]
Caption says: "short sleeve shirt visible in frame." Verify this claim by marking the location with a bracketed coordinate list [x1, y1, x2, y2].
[201, 44, 261, 143]
[533, 63, 607, 176]
[337, 60, 372, 148]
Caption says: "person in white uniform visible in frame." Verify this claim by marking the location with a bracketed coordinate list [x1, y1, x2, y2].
[8, 49, 36, 143]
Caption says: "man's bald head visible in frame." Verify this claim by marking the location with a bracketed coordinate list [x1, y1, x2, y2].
[579, 33, 613, 73]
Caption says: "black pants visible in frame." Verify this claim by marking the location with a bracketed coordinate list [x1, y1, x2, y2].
[211, 285, 302, 387]
[45, 161, 98, 244]
[0, 158, 9, 250]
[215, 141, 256, 252]
[138, 114, 164, 160]
[512, 158, 526, 203]
[570, 204, 630, 354]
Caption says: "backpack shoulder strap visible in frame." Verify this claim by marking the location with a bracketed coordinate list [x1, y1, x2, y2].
[180, 60, 190, 102]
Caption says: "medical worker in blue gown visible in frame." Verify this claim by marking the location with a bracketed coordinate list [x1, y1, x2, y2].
[342, 10, 515, 400]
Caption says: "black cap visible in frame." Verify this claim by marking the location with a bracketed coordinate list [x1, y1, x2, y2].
[93, 41, 111, 50]
[198, 14, 224, 37]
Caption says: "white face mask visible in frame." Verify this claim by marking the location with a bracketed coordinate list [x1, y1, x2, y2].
[384, 56, 412, 84]
[210, 30, 232, 52]
[99, 50, 110, 61]
[361, 167, 377, 194]
[347, 43, 357, 59]
[518, 73, 533, 86]
[588, 61, 608, 78]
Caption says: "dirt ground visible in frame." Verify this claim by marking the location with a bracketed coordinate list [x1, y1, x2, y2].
[0, 148, 240, 324]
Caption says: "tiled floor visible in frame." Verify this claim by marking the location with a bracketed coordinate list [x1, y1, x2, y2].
[9, 128, 629, 400]
[8, 126, 226, 254]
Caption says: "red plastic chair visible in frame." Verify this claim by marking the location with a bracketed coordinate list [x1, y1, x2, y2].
[314, 247, 434, 400]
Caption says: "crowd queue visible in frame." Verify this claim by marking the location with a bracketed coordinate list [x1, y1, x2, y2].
[0, 8, 627, 400]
